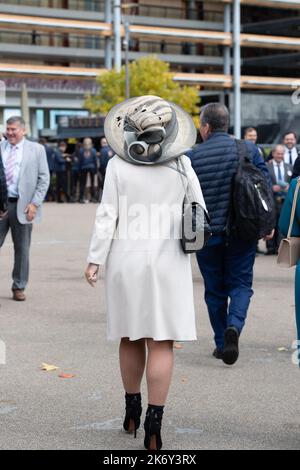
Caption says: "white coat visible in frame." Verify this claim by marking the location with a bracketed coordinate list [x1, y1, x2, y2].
[87, 154, 205, 341]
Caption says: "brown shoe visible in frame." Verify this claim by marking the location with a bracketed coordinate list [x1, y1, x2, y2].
[12, 290, 26, 301]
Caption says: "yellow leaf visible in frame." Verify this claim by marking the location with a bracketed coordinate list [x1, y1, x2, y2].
[41, 363, 59, 372]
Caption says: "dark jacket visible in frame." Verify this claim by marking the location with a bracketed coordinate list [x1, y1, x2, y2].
[79, 148, 97, 172]
[99, 145, 112, 173]
[188, 132, 271, 235]
[71, 151, 80, 172]
[279, 177, 300, 237]
[44, 145, 55, 172]
[292, 155, 300, 179]
[0, 149, 8, 212]
[54, 150, 67, 173]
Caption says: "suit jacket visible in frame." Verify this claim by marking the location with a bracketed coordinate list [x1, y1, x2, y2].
[0, 139, 50, 224]
[267, 161, 292, 187]
[0, 148, 8, 212]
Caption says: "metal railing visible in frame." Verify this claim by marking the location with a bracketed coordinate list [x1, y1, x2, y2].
[0, 30, 105, 49]
[2, 0, 105, 11]
[0, 30, 220, 57]
[2, 1, 223, 21]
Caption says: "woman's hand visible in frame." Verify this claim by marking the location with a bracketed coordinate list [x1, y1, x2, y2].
[85, 263, 100, 287]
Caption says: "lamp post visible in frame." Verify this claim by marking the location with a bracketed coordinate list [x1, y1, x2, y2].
[123, 21, 130, 99]
[113, 0, 121, 72]
[233, 0, 241, 139]
[105, 0, 112, 69]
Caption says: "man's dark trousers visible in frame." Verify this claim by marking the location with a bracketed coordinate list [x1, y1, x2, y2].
[0, 200, 32, 291]
[196, 235, 256, 350]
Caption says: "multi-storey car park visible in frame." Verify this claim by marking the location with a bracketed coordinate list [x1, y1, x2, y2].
[0, 0, 299, 141]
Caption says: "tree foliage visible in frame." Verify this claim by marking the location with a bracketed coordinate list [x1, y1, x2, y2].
[84, 56, 200, 122]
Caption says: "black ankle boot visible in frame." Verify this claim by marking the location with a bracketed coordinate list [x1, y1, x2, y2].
[123, 393, 142, 438]
[144, 405, 164, 450]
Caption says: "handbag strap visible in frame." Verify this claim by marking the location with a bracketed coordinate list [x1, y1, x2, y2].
[164, 157, 197, 204]
[287, 179, 300, 238]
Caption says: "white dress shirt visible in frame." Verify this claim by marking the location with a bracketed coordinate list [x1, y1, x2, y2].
[1, 138, 25, 198]
[272, 160, 285, 184]
[284, 146, 298, 166]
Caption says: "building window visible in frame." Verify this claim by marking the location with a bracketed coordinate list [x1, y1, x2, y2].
[50, 109, 89, 129]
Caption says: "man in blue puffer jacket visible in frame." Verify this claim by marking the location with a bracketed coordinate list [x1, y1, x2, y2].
[188, 103, 273, 365]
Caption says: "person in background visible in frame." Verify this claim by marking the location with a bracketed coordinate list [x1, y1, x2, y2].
[55, 141, 70, 203]
[279, 177, 300, 368]
[188, 103, 273, 365]
[266, 144, 292, 255]
[283, 132, 299, 167]
[79, 137, 97, 203]
[244, 127, 267, 255]
[98, 136, 113, 198]
[244, 127, 265, 160]
[70, 141, 82, 202]
[39, 138, 55, 202]
[0, 116, 49, 301]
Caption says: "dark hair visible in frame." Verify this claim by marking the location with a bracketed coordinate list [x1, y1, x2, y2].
[283, 131, 297, 140]
[200, 103, 230, 133]
[244, 127, 257, 135]
[6, 116, 26, 128]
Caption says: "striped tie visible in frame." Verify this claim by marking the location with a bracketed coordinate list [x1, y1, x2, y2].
[5, 145, 17, 186]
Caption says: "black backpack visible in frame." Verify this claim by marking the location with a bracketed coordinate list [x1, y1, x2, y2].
[228, 140, 276, 242]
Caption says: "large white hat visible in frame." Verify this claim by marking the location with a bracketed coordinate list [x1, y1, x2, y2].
[104, 95, 196, 165]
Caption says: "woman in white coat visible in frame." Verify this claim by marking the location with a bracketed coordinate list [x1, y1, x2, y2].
[85, 96, 205, 450]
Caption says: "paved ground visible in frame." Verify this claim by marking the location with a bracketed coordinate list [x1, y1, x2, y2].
[0, 202, 299, 450]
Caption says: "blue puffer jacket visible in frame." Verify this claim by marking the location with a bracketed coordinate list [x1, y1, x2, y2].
[187, 132, 271, 235]
[79, 148, 97, 172]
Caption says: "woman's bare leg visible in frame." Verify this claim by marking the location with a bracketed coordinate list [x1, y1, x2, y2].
[119, 337, 146, 393]
[146, 339, 174, 405]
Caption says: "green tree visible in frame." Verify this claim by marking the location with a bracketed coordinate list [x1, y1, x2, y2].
[84, 56, 200, 122]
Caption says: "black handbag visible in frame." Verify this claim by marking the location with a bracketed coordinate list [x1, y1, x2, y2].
[176, 157, 212, 254]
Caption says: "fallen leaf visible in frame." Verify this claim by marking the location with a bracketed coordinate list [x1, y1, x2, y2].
[174, 343, 183, 349]
[59, 373, 76, 379]
[278, 347, 289, 352]
[41, 363, 59, 372]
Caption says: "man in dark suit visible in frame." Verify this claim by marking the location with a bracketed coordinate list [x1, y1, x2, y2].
[266, 144, 292, 255]
[283, 131, 299, 167]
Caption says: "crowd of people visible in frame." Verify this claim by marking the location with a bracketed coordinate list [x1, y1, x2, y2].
[39, 136, 113, 204]
[243, 128, 300, 255]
